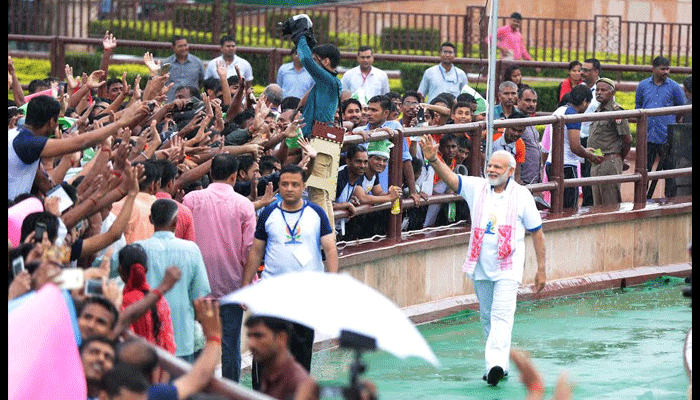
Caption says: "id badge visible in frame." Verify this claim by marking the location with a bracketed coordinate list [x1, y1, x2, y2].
[293, 246, 312, 267]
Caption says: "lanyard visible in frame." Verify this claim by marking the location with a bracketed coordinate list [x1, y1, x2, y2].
[280, 201, 307, 240]
[345, 183, 356, 203]
[439, 64, 456, 83]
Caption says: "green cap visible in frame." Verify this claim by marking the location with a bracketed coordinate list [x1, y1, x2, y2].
[58, 117, 77, 132]
[367, 139, 393, 159]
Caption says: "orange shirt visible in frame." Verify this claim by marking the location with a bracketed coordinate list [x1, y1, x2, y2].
[434, 154, 457, 184]
[110, 192, 156, 244]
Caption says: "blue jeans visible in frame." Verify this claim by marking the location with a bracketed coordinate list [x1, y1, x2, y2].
[220, 303, 244, 382]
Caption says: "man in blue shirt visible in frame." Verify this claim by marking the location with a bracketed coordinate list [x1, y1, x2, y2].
[635, 56, 686, 198]
[130, 199, 211, 361]
[276, 45, 315, 99]
[418, 42, 468, 103]
[163, 36, 205, 102]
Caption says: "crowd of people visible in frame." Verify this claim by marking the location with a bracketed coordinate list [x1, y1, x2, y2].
[7, 12, 691, 399]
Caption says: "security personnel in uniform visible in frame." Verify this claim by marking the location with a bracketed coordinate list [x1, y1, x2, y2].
[588, 77, 633, 205]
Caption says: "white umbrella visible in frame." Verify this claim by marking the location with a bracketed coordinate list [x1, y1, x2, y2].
[221, 271, 440, 368]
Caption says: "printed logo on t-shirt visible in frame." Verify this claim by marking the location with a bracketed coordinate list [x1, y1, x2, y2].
[485, 213, 497, 235]
[285, 224, 302, 245]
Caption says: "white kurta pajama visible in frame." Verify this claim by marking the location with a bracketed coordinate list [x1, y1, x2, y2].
[456, 175, 542, 374]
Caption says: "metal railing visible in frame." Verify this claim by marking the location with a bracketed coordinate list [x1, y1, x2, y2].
[5, 35, 691, 240]
[333, 105, 692, 243]
[7, 0, 692, 65]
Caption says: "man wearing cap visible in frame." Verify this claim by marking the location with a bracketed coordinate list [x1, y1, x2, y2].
[354, 139, 401, 206]
[588, 78, 632, 205]
[460, 84, 487, 121]
[352, 95, 415, 194]
[351, 139, 401, 238]
[496, 13, 532, 61]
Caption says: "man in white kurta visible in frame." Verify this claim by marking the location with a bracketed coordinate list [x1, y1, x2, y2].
[420, 136, 547, 386]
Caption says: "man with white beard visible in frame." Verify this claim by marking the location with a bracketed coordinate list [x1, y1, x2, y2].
[420, 137, 547, 387]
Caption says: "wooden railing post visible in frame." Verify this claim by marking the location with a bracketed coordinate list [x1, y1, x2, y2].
[268, 48, 278, 86]
[634, 112, 649, 207]
[50, 36, 64, 79]
[550, 116, 565, 214]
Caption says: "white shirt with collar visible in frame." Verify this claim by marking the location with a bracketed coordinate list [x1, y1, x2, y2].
[204, 54, 254, 82]
[580, 83, 599, 139]
[341, 66, 390, 98]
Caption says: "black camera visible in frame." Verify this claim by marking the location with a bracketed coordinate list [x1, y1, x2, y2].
[277, 14, 316, 47]
[319, 330, 378, 400]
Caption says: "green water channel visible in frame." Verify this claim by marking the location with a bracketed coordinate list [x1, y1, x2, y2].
[297, 280, 691, 400]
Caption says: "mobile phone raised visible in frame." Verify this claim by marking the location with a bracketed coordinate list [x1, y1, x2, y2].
[34, 222, 47, 242]
[84, 279, 104, 296]
[58, 268, 84, 290]
[11, 257, 25, 277]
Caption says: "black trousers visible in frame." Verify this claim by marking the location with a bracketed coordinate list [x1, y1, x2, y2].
[251, 322, 315, 390]
[647, 142, 677, 198]
[546, 163, 579, 209]
[580, 137, 594, 207]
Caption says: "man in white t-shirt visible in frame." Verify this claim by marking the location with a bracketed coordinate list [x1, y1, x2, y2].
[420, 135, 546, 387]
[341, 46, 390, 98]
[243, 163, 338, 383]
[204, 35, 254, 89]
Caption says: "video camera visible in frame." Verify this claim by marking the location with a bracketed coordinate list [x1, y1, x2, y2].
[318, 330, 378, 400]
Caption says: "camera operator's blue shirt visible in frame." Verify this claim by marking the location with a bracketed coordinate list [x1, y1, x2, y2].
[297, 36, 342, 137]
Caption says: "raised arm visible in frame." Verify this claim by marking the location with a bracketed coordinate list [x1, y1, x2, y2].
[80, 164, 141, 256]
[174, 299, 223, 400]
[8, 56, 25, 105]
[111, 265, 182, 340]
[97, 31, 117, 98]
[420, 135, 460, 193]
[41, 101, 149, 158]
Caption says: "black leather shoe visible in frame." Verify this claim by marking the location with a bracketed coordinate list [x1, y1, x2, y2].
[487, 366, 504, 386]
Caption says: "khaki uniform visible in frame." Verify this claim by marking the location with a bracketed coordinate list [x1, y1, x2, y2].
[588, 101, 631, 205]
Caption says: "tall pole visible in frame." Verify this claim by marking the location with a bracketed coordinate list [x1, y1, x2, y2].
[484, 0, 500, 176]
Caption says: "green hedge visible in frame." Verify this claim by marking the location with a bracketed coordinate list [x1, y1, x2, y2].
[380, 28, 441, 53]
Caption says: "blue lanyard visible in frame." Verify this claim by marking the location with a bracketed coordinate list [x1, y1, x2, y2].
[345, 183, 356, 203]
[280, 201, 307, 240]
[439, 64, 456, 83]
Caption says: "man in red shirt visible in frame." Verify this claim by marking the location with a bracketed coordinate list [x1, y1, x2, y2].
[153, 160, 196, 241]
[246, 315, 313, 400]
